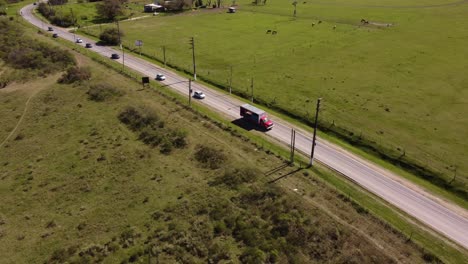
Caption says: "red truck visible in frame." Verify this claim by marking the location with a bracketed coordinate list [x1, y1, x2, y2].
[240, 104, 274, 130]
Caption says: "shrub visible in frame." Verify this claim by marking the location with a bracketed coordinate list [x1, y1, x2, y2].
[99, 27, 122, 45]
[87, 83, 123, 102]
[239, 247, 266, 264]
[160, 138, 173, 154]
[58, 67, 91, 84]
[118, 106, 159, 131]
[215, 166, 259, 187]
[48, 0, 68, 5]
[138, 127, 164, 147]
[194, 145, 226, 169]
[170, 130, 187, 148]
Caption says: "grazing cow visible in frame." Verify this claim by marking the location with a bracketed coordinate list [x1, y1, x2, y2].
[272, 31, 277, 35]
[266, 29, 272, 34]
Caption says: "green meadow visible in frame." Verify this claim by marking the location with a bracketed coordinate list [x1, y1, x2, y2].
[0, 19, 444, 262]
[81, 0, 468, 196]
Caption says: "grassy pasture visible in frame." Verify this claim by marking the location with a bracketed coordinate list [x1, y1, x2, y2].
[82, 0, 468, 196]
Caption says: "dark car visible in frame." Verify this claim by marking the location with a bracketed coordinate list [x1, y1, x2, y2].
[52, 33, 58, 38]
[48, 27, 53, 31]
[111, 53, 120, 59]
[85, 43, 92, 48]
[155, 74, 166, 81]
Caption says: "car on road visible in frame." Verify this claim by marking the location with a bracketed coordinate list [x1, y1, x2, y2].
[193, 91, 206, 99]
[155, 74, 166, 81]
[85, 43, 92, 48]
[76, 38, 83, 43]
[48, 27, 53, 31]
[52, 33, 58, 38]
[111, 53, 120, 59]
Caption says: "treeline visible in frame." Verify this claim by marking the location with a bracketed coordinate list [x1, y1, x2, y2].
[37, 2, 75, 27]
[0, 18, 75, 80]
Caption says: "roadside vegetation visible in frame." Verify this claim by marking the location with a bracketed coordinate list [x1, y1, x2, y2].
[73, 0, 468, 200]
[0, 18, 75, 79]
[0, 19, 440, 263]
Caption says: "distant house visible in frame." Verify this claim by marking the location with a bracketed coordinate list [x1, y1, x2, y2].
[144, 3, 164, 12]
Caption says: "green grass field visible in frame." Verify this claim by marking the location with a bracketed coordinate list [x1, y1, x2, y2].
[3, 17, 468, 262]
[80, 0, 468, 197]
[0, 41, 441, 263]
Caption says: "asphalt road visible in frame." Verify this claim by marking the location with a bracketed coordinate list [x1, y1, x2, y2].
[21, 4, 468, 250]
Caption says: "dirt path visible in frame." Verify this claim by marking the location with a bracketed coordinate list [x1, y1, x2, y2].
[0, 75, 59, 149]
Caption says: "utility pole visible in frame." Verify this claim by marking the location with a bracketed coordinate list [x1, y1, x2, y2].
[116, 20, 125, 72]
[229, 65, 233, 94]
[250, 77, 254, 102]
[309, 98, 321, 166]
[189, 37, 197, 80]
[290, 129, 296, 164]
[162, 45, 166, 67]
[188, 79, 192, 106]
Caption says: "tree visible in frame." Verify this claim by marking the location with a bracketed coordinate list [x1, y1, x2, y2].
[96, 0, 126, 21]
[48, 0, 68, 5]
[99, 27, 122, 45]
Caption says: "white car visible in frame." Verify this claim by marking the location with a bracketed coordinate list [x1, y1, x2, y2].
[155, 74, 166, 81]
[193, 91, 205, 99]
[76, 38, 83, 43]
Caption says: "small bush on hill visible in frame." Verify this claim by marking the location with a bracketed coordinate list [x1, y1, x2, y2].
[213, 166, 260, 187]
[87, 83, 123, 101]
[118, 106, 160, 131]
[58, 67, 91, 84]
[118, 105, 188, 153]
[194, 145, 226, 169]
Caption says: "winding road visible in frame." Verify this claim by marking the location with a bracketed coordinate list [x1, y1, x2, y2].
[20, 3, 468, 250]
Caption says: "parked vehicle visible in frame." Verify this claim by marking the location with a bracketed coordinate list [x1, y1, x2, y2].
[111, 53, 120, 59]
[48, 27, 53, 31]
[52, 33, 58, 38]
[240, 104, 274, 130]
[85, 43, 92, 48]
[193, 91, 205, 99]
[76, 38, 83, 43]
[155, 74, 166, 81]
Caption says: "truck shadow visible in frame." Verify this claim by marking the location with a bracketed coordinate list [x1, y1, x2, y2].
[231, 118, 267, 132]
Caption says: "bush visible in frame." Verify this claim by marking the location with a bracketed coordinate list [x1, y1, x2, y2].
[214, 166, 259, 187]
[58, 67, 91, 84]
[194, 145, 226, 169]
[239, 247, 266, 264]
[87, 83, 123, 101]
[138, 126, 164, 147]
[170, 130, 187, 148]
[118, 106, 159, 131]
[99, 27, 122, 45]
[48, 0, 68, 5]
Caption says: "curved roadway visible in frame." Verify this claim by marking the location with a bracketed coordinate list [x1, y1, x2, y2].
[21, 4, 468, 250]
